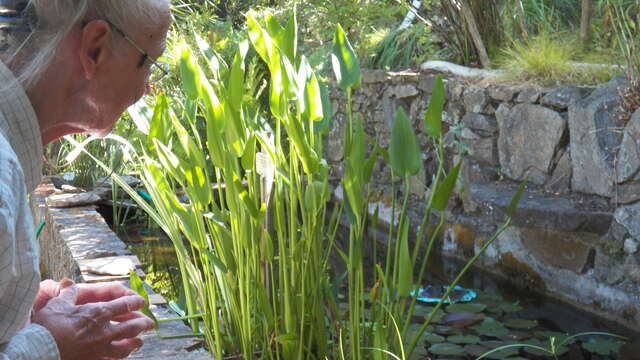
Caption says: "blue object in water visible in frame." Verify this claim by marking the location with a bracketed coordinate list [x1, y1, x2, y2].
[411, 285, 477, 304]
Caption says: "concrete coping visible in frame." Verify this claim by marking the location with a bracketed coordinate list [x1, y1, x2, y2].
[33, 180, 209, 359]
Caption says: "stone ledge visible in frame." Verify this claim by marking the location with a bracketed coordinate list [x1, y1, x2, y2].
[469, 183, 613, 234]
[34, 182, 208, 359]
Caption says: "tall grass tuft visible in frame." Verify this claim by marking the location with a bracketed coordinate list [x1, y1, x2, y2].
[499, 34, 615, 86]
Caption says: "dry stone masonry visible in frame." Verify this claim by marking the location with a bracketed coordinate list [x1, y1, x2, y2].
[329, 70, 640, 332]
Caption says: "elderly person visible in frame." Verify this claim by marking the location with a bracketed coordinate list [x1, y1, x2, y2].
[0, 1, 171, 359]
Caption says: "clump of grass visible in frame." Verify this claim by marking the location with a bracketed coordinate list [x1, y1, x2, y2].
[498, 34, 616, 86]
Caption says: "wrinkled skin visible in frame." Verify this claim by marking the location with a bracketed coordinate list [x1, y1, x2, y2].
[31, 280, 155, 360]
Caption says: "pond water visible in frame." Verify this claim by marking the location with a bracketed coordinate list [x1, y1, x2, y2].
[102, 205, 638, 359]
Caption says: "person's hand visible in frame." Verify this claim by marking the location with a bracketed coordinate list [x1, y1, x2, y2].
[32, 280, 155, 360]
[34, 280, 138, 311]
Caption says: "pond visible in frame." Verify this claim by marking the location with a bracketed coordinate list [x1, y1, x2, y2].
[97, 200, 640, 360]
[100, 204, 638, 359]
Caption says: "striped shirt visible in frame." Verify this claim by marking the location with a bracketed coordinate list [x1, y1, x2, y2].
[0, 57, 59, 359]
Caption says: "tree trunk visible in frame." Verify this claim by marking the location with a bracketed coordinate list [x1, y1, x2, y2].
[580, 0, 592, 45]
[459, 0, 491, 68]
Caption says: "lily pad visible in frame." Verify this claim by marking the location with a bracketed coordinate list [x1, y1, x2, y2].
[484, 347, 520, 359]
[471, 319, 509, 338]
[446, 303, 486, 313]
[464, 344, 489, 357]
[582, 339, 625, 356]
[448, 334, 480, 344]
[433, 325, 462, 336]
[534, 331, 576, 345]
[424, 333, 445, 344]
[442, 312, 485, 328]
[428, 343, 465, 356]
[500, 330, 534, 342]
[504, 318, 538, 330]
[488, 301, 523, 313]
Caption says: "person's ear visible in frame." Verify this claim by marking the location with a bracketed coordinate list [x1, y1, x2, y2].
[78, 20, 112, 80]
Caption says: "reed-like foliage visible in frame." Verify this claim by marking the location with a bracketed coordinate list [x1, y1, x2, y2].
[102, 11, 524, 359]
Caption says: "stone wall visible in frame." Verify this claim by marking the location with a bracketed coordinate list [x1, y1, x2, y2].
[328, 70, 640, 331]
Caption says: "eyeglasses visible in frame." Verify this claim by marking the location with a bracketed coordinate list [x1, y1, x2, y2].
[82, 19, 169, 83]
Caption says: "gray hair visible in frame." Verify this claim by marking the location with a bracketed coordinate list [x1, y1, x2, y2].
[2, 0, 170, 90]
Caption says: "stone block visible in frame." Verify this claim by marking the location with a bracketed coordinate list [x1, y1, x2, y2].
[488, 85, 519, 102]
[544, 150, 572, 195]
[614, 202, 640, 241]
[518, 228, 597, 274]
[616, 109, 640, 183]
[497, 104, 567, 184]
[462, 113, 498, 135]
[417, 75, 437, 93]
[46, 192, 102, 208]
[569, 77, 628, 197]
[463, 86, 489, 114]
[541, 86, 593, 110]
[614, 182, 640, 205]
[515, 89, 543, 103]
[77, 255, 141, 276]
[389, 84, 419, 99]
[470, 183, 613, 234]
[362, 70, 391, 84]
[467, 136, 499, 166]
[326, 115, 345, 162]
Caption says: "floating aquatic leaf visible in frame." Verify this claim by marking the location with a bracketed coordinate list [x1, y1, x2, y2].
[446, 303, 486, 313]
[504, 318, 538, 330]
[534, 331, 576, 345]
[442, 312, 485, 328]
[433, 325, 462, 336]
[471, 319, 509, 338]
[428, 343, 465, 356]
[447, 334, 480, 344]
[464, 344, 489, 357]
[424, 333, 445, 344]
[484, 346, 520, 359]
[582, 339, 625, 356]
[500, 330, 534, 342]
[489, 301, 522, 313]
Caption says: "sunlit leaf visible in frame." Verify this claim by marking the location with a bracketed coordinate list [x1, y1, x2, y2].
[179, 45, 201, 99]
[129, 270, 158, 327]
[433, 161, 462, 212]
[389, 107, 421, 177]
[424, 75, 445, 138]
[331, 24, 361, 90]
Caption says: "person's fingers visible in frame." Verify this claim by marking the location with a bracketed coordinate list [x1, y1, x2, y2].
[109, 317, 155, 341]
[111, 311, 147, 323]
[104, 338, 143, 359]
[76, 282, 137, 305]
[93, 295, 146, 321]
[33, 280, 61, 311]
[57, 280, 78, 305]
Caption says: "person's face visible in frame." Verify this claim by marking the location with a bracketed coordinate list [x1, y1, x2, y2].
[88, 14, 171, 136]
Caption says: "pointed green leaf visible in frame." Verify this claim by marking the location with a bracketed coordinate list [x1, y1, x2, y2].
[228, 40, 249, 113]
[433, 161, 462, 212]
[424, 75, 445, 138]
[315, 81, 333, 135]
[179, 45, 201, 99]
[398, 219, 413, 296]
[129, 270, 158, 327]
[331, 24, 361, 90]
[389, 107, 422, 177]
[507, 181, 528, 218]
